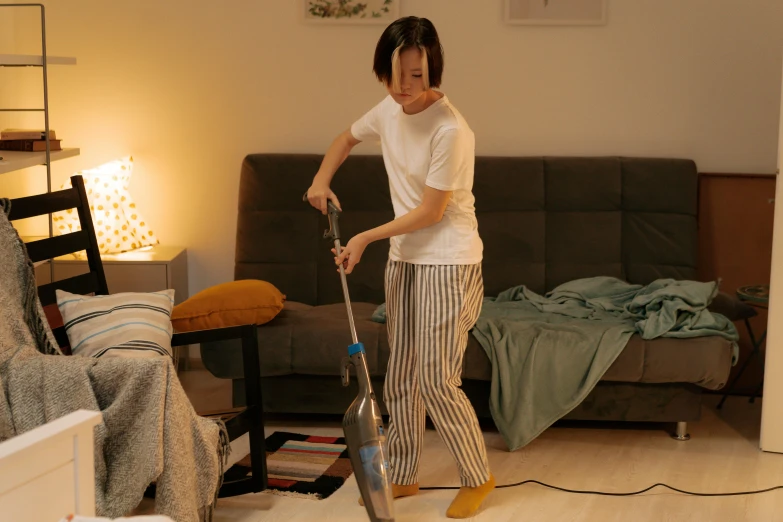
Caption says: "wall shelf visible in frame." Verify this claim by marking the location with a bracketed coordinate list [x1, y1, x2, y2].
[1, 4, 75, 285]
[0, 54, 76, 66]
[0, 148, 80, 175]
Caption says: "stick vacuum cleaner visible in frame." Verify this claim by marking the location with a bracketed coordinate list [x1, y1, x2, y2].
[305, 194, 395, 522]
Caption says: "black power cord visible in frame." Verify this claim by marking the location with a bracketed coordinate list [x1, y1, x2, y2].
[421, 480, 783, 497]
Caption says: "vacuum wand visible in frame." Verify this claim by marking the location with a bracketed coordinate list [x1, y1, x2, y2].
[304, 192, 395, 522]
[325, 203, 359, 346]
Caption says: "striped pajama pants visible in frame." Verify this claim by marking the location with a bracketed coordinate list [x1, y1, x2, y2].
[383, 260, 491, 488]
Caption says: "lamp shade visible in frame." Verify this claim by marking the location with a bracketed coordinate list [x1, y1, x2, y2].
[53, 156, 159, 254]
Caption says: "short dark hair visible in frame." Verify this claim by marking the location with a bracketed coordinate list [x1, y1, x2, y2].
[372, 16, 444, 89]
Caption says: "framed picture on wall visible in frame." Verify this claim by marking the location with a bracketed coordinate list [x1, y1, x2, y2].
[504, 0, 607, 26]
[303, 0, 399, 25]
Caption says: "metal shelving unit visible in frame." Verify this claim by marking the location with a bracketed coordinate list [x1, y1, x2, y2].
[0, 3, 79, 281]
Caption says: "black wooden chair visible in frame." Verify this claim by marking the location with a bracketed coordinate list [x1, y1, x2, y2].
[7, 174, 268, 497]
[9, 173, 110, 349]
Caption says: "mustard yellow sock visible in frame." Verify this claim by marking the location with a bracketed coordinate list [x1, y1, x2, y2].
[446, 474, 496, 519]
[358, 482, 419, 506]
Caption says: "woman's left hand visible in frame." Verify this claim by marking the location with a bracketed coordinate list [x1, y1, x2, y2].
[333, 234, 369, 274]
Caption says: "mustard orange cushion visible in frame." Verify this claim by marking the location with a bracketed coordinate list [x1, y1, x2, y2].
[171, 279, 285, 332]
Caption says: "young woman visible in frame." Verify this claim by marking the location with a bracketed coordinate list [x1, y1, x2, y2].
[306, 16, 495, 519]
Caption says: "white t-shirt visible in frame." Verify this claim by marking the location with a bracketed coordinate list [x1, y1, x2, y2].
[350, 94, 483, 265]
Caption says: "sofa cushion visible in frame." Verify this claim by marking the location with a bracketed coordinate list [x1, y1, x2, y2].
[201, 300, 734, 391]
[200, 301, 390, 379]
[629, 335, 732, 389]
[290, 303, 390, 376]
[201, 300, 309, 379]
[461, 329, 731, 390]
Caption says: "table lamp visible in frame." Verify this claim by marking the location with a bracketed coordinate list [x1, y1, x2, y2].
[53, 156, 159, 255]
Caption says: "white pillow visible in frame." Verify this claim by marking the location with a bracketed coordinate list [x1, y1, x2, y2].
[56, 289, 175, 360]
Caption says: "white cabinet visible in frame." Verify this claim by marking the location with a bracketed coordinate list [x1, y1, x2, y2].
[761, 55, 783, 453]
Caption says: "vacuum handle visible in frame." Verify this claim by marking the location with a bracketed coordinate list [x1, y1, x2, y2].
[303, 190, 359, 345]
[324, 201, 341, 241]
[341, 356, 352, 387]
[302, 191, 341, 241]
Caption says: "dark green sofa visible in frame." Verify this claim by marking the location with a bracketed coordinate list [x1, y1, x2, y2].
[201, 154, 754, 440]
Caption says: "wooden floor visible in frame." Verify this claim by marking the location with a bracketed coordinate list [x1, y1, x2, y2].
[171, 363, 783, 522]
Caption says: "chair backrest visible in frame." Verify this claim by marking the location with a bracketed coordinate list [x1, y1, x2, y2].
[8, 174, 109, 348]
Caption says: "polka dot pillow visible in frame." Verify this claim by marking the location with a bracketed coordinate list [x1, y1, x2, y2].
[53, 156, 159, 254]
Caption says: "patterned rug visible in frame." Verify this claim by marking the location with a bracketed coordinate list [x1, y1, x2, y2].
[226, 431, 354, 500]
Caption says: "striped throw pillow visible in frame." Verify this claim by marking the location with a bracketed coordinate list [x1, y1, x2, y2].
[56, 289, 175, 360]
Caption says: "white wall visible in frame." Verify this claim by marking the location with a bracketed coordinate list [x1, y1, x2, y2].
[2, 0, 782, 294]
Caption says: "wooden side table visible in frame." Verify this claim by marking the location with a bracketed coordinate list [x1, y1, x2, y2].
[34, 244, 191, 369]
[717, 284, 769, 409]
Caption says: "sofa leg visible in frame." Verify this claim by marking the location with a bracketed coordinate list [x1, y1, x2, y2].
[671, 421, 690, 441]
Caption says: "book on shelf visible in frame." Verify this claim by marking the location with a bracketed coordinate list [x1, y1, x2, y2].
[0, 139, 62, 152]
[0, 128, 57, 140]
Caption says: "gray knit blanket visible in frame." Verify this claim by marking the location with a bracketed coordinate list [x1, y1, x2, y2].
[0, 199, 229, 522]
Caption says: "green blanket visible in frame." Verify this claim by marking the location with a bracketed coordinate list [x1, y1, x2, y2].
[372, 276, 739, 452]
[471, 277, 738, 451]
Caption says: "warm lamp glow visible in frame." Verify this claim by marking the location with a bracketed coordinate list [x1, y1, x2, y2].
[53, 156, 159, 254]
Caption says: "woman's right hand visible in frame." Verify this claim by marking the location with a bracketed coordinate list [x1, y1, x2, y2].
[307, 183, 342, 215]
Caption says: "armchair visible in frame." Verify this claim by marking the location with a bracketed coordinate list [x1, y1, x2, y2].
[8, 174, 267, 498]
